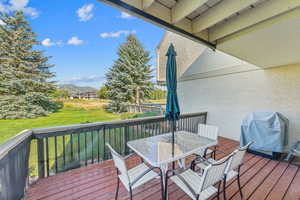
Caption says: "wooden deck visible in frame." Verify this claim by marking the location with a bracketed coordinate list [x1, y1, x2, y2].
[26, 137, 300, 200]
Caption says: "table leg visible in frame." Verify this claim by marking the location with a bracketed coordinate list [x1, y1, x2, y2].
[160, 164, 169, 200]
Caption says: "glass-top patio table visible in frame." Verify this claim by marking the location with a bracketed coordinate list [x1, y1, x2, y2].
[127, 131, 217, 198]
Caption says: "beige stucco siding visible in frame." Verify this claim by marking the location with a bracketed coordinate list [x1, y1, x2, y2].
[156, 32, 205, 83]
[178, 64, 300, 147]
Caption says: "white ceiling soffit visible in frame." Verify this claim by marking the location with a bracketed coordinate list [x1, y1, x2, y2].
[98, 0, 300, 68]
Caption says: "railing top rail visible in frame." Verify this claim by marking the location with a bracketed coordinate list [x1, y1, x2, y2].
[127, 104, 164, 108]
[0, 129, 32, 160]
[31, 112, 207, 137]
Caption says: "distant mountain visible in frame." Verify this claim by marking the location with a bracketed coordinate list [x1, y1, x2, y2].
[58, 84, 97, 94]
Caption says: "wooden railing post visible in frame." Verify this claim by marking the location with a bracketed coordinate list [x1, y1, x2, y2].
[124, 125, 129, 155]
[103, 126, 107, 160]
[37, 138, 45, 179]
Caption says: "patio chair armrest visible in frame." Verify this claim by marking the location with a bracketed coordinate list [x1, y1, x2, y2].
[193, 156, 212, 164]
[190, 156, 212, 170]
[130, 166, 161, 186]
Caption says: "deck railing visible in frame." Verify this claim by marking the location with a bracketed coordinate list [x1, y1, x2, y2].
[0, 130, 32, 200]
[126, 104, 166, 114]
[0, 112, 207, 200]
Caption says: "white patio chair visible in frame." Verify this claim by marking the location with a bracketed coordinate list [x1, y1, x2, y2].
[191, 142, 253, 200]
[165, 154, 233, 200]
[195, 124, 219, 159]
[106, 144, 164, 200]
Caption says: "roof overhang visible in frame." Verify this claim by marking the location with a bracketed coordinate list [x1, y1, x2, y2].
[98, 0, 300, 68]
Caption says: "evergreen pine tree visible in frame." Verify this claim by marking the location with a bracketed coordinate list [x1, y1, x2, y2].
[0, 11, 59, 119]
[105, 34, 153, 113]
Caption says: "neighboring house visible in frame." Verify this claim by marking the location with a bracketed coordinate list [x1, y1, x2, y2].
[69, 92, 98, 100]
[157, 31, 300, 148]
[59, 84, 98, 100]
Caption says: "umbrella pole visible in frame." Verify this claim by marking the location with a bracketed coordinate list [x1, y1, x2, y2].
[172, 120, 175, 172]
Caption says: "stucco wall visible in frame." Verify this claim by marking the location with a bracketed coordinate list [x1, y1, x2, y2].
[156, 31, 205, 83]
[178, 64, 300, 148]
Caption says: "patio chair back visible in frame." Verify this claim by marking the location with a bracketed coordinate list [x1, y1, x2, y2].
[199, 155, 231, 193]
[106, 144, 130, 184]
[227, 142, 252, 172]
[198, 124, 219, 141]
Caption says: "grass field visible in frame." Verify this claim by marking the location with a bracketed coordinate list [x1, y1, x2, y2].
[0, 99, 163, 177]
[0, 104, 126, 176]
[0, 106, 121, 144]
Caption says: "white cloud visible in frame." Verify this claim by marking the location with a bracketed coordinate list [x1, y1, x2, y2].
[77, 4, 94, 22]
[0, 0, 39, 18]
[41, 38, 55, 47]
[120, 11, 133, 19]
[68, 36, 84, 45]
[10, 0, 28, 10]
[41, 38, 63, 47]
[100, 30, 136, 38]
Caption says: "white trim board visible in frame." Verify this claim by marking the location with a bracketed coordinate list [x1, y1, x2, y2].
[179, 64, 261, 82]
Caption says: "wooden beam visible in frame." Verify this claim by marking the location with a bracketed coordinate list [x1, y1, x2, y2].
[209, 0, 300, 41]
[97, 0, 216, 49]
[142, 0, 155, 10]
[122, 0, 142, 9]
[192, 0, 261, 33]
[171, 0, 207, 24]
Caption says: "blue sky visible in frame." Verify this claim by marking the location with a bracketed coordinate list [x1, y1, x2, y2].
[0, 0, 165, 88]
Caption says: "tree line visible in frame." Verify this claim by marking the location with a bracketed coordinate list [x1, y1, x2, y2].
[0, 11, 163, 119]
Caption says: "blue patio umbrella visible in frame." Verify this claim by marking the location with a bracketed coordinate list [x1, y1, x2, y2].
[165, 44, 180, 169]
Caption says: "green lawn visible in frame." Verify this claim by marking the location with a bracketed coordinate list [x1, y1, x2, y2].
[0, 106, 128, 177]
[0, 103, 161, 177]
[0, 106, 121, 145]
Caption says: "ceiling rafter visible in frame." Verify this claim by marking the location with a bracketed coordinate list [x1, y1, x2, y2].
[171, 0, 208, 24]
[142, 0, 155, 10]
[192, 0, 261, 33]
[209, 0, 300, 41]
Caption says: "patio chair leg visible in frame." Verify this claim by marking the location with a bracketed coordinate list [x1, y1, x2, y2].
[129, 187, 133, 200]
[164, 175, 169, 200]
[223, 175, 227, 200]
[190, 160, 195, 171]
[115, 173, 120, 200]
[214, 148, 216, 159]
[160, 169, 165, 200]
[217, 180, 221, 200]
[237, 166, 243, 199]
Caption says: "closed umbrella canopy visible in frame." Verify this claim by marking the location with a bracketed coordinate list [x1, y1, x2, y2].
[165, 44, 180, 171]
[165, 44, 180, 122]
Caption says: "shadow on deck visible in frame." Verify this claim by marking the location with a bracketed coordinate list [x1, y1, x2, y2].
[26, 137, 300, 200]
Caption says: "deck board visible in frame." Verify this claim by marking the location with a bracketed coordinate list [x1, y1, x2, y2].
[265, 164, 299, 200]
[25, 137, 300, 200]
[284, 168, 300, 200]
